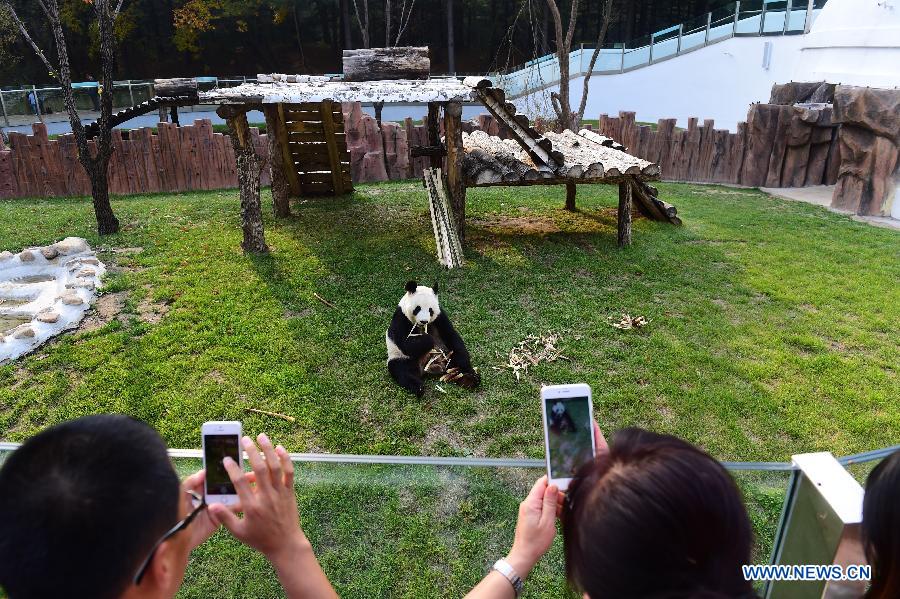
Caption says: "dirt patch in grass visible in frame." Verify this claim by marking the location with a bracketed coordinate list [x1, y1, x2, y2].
[137, 293, 170, 324]
[79, 291, 127, 332]
[470, 209, 617, 238]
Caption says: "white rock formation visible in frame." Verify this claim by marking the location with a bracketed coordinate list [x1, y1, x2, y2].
[0, 237, 105, 363]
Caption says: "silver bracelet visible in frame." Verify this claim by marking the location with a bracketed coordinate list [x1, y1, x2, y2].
[492, 558, 523, 597]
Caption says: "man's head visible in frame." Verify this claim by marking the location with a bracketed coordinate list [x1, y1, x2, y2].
[0, 415, 191, 599]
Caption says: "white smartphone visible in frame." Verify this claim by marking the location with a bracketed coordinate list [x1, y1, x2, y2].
[541, 384, 596, 491]
[201, 421, 242, 505]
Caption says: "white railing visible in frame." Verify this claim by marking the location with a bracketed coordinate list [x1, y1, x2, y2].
[494, 0, 826, 99]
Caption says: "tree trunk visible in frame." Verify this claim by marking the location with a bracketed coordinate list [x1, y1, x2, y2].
[447, 0, 456, 74]
[617, 179, 632, 247]
[444, 101, 466, 244]
[340, 0, 353, 49]
[263, 105, 291, 218]
[220, 106, 269, 254]
[544, 0, 580, 131]
[89, 161, 120, 235]
[565, 180, 576, 210]
[426, 102, 442, 169]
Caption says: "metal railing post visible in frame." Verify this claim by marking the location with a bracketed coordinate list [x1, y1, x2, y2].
[705, 12, 712, 44]
[127, 80, 135, 106]
[0, 90, 8, 127]
[760, 0, 767, 34]
[677, 23, 683, 53]
[620, 45, 625, 72]
[649, 33, 654, 63]
[804, 0, 815, 33]
[734, 1, 741, 35]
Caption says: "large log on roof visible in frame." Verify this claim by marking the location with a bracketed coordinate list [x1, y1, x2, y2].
[154, 78, 198, 99]
[342, 47, 430, 81]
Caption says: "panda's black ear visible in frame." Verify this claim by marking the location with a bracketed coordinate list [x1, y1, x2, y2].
[432, 281, 439, 294]
[405, 280, 418, 294]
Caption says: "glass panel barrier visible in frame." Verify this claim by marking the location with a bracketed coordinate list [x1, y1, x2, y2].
[0, 447, 796, 598]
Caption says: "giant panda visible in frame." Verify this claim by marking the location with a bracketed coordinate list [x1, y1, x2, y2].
[386, 281, 480, 397]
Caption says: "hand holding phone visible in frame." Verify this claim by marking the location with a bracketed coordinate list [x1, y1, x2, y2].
[541, 384, 596, 491]
[202, 421, 242, 505]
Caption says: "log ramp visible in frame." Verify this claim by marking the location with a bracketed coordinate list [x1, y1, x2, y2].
[460, 76, 680, 230]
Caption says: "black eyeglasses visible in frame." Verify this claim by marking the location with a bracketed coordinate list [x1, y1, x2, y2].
[133, 489, 206, 585]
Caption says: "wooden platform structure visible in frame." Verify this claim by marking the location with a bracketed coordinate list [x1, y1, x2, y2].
[146, 60, 679, 255]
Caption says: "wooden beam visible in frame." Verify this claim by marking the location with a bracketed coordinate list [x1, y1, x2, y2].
[565, 180, 576, 211]
[276, 104, 302, 196]
[263, 105, 290, 217]
[444, 101, 466, 244]
[320, 99, 346, 195]
[153, 77, 198, 99]
[410, 145, 447, 158]
[618, 179, 633, 248]
[217, 105, 268, 254]
[426, 103, 442, 169]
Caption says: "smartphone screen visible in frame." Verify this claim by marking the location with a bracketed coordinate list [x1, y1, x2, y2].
[204, 434, 240, 495]
[544, 395, 594, 480]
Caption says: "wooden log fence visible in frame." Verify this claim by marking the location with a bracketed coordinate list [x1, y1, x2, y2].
[0, 103, 844, 200]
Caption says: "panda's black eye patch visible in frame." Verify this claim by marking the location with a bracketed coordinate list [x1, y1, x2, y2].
[429, 308, 434, 316]
[413, 306, 421, 315]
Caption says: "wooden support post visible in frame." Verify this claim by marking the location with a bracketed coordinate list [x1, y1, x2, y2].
[263, 104, 291, 217]
[218, 105, 269, 254]
[170, 106, 180, 126]
[426, 102, 442, 169]
[320, 99, 346, 195]
[617, 179, 633, 247]
[275, 103, 302, 196]
[444, 101, 466, 245]
[565, 180, 576, 211]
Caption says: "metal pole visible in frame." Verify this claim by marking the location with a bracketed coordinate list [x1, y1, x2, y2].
[760, 0, 767, 34]
[649, 33, 654, 63]
[0, 90, 8, 127]
[620, 44, 625, 72]
[734, 0, 741, 36]
[127, 80, 135, 106]
[677, 23, 683, 53]
[705, 11, 712, 44]
[804, 0, 815, 33]
[32, 84, 43, 123]
[579, 43, 584, 74]
[783, 0, 793, 33]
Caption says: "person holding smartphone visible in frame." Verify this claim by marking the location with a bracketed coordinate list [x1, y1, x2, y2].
[0, 415, 337, 599]
[465, 423, 756, 599]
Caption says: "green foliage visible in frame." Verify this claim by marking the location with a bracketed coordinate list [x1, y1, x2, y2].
[0, 181, 897, 596]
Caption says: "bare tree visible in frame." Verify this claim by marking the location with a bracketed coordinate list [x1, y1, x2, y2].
[544, 0, 615, 131]
[544, 0, 579, 131]
[2, 0, 121, 235]
[351, 0, 370, 48]
[576, 0, 614, 123]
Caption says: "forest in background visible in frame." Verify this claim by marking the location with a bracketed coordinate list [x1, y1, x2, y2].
[2, 0, 737, 85]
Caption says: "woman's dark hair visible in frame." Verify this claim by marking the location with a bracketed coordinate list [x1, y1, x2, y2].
[562, 427, 756, 599]
[863, 449, 900, 598]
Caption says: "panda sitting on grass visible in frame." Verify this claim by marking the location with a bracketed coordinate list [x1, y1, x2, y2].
[386, 281, 480, 397]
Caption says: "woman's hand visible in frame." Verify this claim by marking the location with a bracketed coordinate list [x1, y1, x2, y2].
[505, 475, 560, 579]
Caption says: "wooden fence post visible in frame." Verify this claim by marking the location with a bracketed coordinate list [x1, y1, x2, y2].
[565, 180, 577, 211]
[217, 105, 269, 254]
[263, 104, 291, 217]
[444, 101, 466, 244]
[618, 179, 633, 247]
[426, 102, 442, 169]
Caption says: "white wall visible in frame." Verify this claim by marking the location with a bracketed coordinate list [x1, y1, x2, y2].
[516, 35, 808, 132]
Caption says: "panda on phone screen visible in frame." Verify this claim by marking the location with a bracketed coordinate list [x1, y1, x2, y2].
[549, 401, 577, 434]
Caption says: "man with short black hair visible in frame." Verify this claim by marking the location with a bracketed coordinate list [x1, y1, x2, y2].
[0, 415, 337, 599]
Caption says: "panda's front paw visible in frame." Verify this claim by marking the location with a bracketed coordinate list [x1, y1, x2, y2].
[458, 370, 481, 389]
[415, 383, 426, 398]
[442, 368, 481, 390]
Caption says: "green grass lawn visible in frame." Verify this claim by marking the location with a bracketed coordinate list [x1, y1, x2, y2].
[0, 181, 897, 597]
